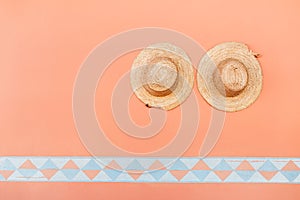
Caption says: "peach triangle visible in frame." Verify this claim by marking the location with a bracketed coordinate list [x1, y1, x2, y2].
[236, 161, 254, 170]
[20, 160, 36, 169]
[105, 160, 122, 170]
[149, 160, 166, 170]
[215, 171, 232, 181]
[0, 170, 14, 179]
[41, 169, 58, 179]
[170, 170, 189, 181]
[63, 160, 79, 169]
[128, 171, 143, 180]
[83, 170, 100, 180]
[282, 161, 300, 170]
[192, 160, 210, 170]
[260, 171, 277, 180]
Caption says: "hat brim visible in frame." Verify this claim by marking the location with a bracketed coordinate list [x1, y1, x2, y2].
[197, 42, 263, 112]
[131, 43, 194, 110]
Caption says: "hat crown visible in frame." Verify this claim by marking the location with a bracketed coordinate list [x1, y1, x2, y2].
[219, 59, 248, 97]
[145, 58, 178, 93]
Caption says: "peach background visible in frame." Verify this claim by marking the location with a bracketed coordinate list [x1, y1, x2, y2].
[0, 0, 300, 199]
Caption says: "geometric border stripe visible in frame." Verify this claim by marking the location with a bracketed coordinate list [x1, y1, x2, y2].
[1, 157, 300, 183]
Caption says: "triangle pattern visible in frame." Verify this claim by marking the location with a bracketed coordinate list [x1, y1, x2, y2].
[248, 160, 265, 170]
[293, 173, 300, 182]
[73, 171, 90, 181]
[50, 171, 67, 181]
[40, 160, 58, 170]
[248, 172, 267, 183]
[158, 171, 178, 182]
[126, 160, 145, 170]
[225, 160, 242, 170]
[236, 170, 255, 181]
[61, 169, 80, 180]
[93, 171, 112, 182]
[259, 160, 278, 171]
[18, 169, 39, 177]
[72, 158, 91, 169]
[270, 160, 289, 170]
[136, 173, 157, 182]
[134, 159, 155, 169]
[82, 160, 102, 170]
[168, 160, 188, 170]
[180, 171, 202, 182]
[94, 158, 113, 166]
[7, 157, 27, 169]
[281, 171, 300, 182]
[270, 172, 289, 183]
[63, 160, 79, 169]
[293, 161, 300, 168]
[213, 160, 232, 170]
[203, 171, 221, 182]
[157, 158, 174, 166]
[20, 160, 37, 169]
[29, 158, 48, 169]
[225, 171, 244, 182]
[7, 171, 25, 181]
[282, 161, 300, 170]
[203, 158, 222, 169]
[30, 171, 46, 180]
[214, 170, 232, 181]
[148, 160, 166, 170]
[170, 170, 189, 181]
[105, 160, 122, 170]
[191, 170, 210, 181]
[83, 170, 100, 180]
[192, 160, 210, 170]
[115, 172, 134, 182]
[259, 171, 277, 180]
[49, 158, 69, 169]
[180, 158, 199, 169]
[102, 169, 122, 180]
[0, 170, 14, 179]
[127, 171, 143, 180]
[41, 169, 58, 180]
[113, 158, 134, 169]
[0, 159, 16, 170]
[236, 161, 255, 170]
[149, 170, 168, 180]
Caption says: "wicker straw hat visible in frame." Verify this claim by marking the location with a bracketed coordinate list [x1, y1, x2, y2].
[197, 42, 263, 112]
[130, 43, 194, 110]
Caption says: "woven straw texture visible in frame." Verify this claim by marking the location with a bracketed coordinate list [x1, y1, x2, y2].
[131, 43, 194, 110]
[197, 42, 262, 112]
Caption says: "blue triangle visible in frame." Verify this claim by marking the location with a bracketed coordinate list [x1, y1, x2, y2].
[40, 159, 58, 170]
[0, 174, 5, 181]
[259, 160, 277, 171]
[0, 159, 16, 170]
[169, 160, 188, 170]
[61, 169, 80, 180]
[126, 160, 144, 170]
[192, 170, 210, 181]
[82, 160, 102, 170]
[149, 170, 168, 180]
[281, 171, 300, 182]
[213, 160, 232, 170]
[18, 169, 38, 177]
[103, 169, 122, 180]
[236, 170, 255, 181]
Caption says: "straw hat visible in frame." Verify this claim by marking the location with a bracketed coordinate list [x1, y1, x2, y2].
[130, 43, 194, 110]
[197, 42, 262, 112]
